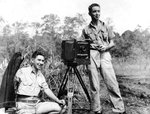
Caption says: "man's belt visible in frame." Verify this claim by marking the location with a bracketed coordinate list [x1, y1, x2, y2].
[17, 99, 39, 103]
[17, 94, 32, 98]
[90, 47, 108, 52]
[16, 94, 40, 103]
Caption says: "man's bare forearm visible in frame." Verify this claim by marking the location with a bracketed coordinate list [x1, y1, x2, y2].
[44, 88, 60, 104]
[106, 40, 115, 51]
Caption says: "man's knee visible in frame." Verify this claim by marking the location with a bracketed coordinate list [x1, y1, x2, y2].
[36, 102, 61, 114]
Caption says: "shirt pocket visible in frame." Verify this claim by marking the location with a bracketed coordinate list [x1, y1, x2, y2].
[22, 81, 32, 86]
[37, 76, 49, 90]
[100, 30, 108, 41]
[21, 75, 33, 86]
[88, 33, 96, 41]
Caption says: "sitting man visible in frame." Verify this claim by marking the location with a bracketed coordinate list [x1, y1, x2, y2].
[14, 50, 65, 114]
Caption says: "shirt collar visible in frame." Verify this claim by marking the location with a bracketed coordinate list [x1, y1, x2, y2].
[89, 20, 103, 29]
[28, 65, 41, 75]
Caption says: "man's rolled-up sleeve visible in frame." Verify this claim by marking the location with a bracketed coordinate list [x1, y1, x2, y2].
[40, 75, 49, 90]
[107, 26, 115, 39]
[15, 69, 22, 82]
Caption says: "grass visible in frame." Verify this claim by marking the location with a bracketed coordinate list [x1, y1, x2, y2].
[112, 58, 150, 77]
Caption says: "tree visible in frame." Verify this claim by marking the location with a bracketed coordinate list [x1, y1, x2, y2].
[0, 16, 5, 27]
[111, 30, 136, 61]
[41, 14, 60, 34]
[61, 13, 86, 40]
[105, 17, 114, 31]
[132, 27, 150, 69]
[36, 14, 60, 56]
[3, 25, 12, 37]
[30, 22, 41, 36]
[3, 22, 30, 59]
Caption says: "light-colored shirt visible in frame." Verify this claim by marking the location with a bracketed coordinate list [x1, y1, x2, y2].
[82, 20, 115, 47]
[15, 66, 49, 96]
[81, 20, 115, 67]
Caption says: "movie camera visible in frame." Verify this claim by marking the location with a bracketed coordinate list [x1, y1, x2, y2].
[58, 39, 91, 105]
[61, 39, 90, 66]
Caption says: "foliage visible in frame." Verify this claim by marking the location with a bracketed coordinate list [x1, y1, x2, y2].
[1, 13, 150, 98]
[61, 13, 87, 40]
[111, 30, 135, 60]
[133, 28, 150, 58]
[111, 28, 150, 63]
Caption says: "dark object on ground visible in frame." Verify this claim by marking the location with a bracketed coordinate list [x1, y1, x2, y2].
[0, 52, 23, 109]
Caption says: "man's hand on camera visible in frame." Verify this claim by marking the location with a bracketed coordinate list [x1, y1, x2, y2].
[94, 45, 107, 52]
[99, 45, 107, 52]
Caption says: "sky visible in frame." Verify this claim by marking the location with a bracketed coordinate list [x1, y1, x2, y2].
[0, 0, 150, 34]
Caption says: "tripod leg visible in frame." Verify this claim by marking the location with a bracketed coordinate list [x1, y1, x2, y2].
[58, 66, 71, 98]
[74, 67, 91, 103]
[67, 95, 73, 114]
[67, 87, 74, 114]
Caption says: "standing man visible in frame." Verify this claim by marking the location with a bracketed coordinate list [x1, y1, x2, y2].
[15, 50, 65, 114]
[81, 3, 126, 114]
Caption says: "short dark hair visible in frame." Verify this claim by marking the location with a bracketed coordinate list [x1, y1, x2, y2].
[32, 50, 45, 59]
[88, 3, 100, 13]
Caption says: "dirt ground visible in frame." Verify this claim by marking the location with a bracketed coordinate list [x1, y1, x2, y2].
[63, 75, 150, 114]
[1, 69, 150, 114]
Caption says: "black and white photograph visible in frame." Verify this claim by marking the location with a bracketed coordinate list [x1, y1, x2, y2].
[0, 0, 150, 114]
